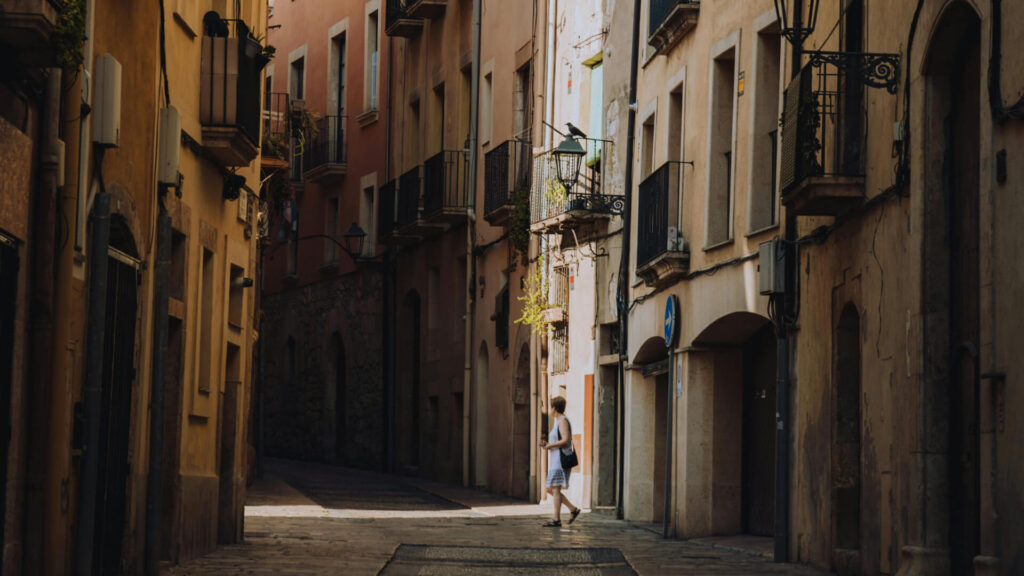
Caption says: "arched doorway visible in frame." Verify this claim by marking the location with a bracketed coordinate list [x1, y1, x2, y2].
[630, 336, 669, 523]
[922, 4, 982, 572]
[511, 344, 531, 499]
[93, 215, 139, 574]
[331, 333, 346, 462]
[397, 292, 421, 472]
[474, 342, 489, 488]
[833, 303, 862, 574]
[691, 312, 776, 537]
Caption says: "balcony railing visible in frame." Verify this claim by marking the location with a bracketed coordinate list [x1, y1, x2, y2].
[261, 92, 290, 165]
[378, 179, 397, 241]
[396, 166, 422, 230]
[636, 162, 689, 286]
[422, 150, 467, 221]
[648, 1, 700, 56]
[305, 115, 347, 182]
[200, 13, 267, 166]
[779, 52, 892, 215]
[530, 140, 623, 232]
[484, 139, 532, 225]
[385, 0, 423, 37]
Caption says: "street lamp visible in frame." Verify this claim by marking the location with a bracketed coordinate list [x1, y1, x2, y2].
[552, 134, 586, 195]
[773, 0, 820, 46]
[342, 221, 367, 259]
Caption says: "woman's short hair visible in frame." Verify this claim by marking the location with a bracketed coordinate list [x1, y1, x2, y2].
[551, 396, 567, 414]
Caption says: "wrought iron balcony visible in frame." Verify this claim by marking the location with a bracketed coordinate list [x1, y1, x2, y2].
[0, 0, 63, 65]
[200, 14, 267, 167]
[407, 0, 446, 19]
[261, 92, 290, 172]
[648, 1, 700, 56]
[422, 150, 467, 224]
[779, 52, 897, 216]
[378, 179, 397, 242]
[484, 139, 532, 226]
[395, 165, 440, 237]
[636, 161, 689, 287]
[530, 140, 622, 236]
[385, 0, 423, 38]
[304, 115, 348, 183]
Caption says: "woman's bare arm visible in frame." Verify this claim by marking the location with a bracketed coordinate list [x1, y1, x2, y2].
[547, 418, 572, 450]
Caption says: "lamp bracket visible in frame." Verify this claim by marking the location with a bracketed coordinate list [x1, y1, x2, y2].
[805, 50, 901, 94]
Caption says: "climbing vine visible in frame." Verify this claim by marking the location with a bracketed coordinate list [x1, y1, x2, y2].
[515, 253, 552, 336]
[53, 0, 87, 71]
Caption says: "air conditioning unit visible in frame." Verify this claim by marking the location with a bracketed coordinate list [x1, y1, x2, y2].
[758, 238, 786, 295]
[666, 226, 687, 252]
[93, 54, 122, 148]
[157, 106, 181, 187]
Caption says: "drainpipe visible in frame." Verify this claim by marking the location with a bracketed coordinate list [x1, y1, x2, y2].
[144, 201, 171, 576]
[384, 35, 396, 472]
[544, 0, 556, 149]
[74, 184, 111, 576]
[463, 0, 481, 488]
[774, 0, 802, 563]
[615, 0, 640, 521]
[24, 67, 61, 576]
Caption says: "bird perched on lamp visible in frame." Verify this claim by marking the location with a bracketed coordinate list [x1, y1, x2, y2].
[565, 122, 588, 140]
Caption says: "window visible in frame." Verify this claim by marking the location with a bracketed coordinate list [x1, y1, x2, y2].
[366, 10, 379, 110]
[482, 72, 493, 144]
[360, 186, 375, 257]
[170, 230, 187, 301]
[286, 219, 298, 276]
[290, 57, 305, 100]
[408, 100, 421, 161]
[551, 324, 568, 374]
[334, 33, 347, 117]
[228, 264, 244, 328]
[325, 197, 339, 265]
[586, 59, 602, 163]
[514, 62, 532, 141]
[460, 67, 471, 149]
[264, 74, 273, 113]
[640, 115, 655, 180]
[432, 83, 445, 154]
[750, 25, 782, 231]
[707, 46, 736, 246]
[198, 248, 214, 393]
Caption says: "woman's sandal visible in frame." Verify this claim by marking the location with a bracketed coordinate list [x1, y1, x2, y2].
[542, 520, 562, 527]
[568, 508, 580, 524]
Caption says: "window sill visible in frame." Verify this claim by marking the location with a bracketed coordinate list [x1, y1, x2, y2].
[745, 222, 780, 238]
[356, 108, 380, 127]
[702, 237, 734, 252]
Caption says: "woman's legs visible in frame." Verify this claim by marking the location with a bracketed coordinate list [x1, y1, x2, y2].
[559, 490, 578, 514]
[551, 486, 563, 521]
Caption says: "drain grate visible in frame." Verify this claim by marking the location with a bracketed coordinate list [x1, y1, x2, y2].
[379, 544, 637, 575]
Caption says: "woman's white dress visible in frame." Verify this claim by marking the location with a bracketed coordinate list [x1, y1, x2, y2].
[545, 416, 572, 488]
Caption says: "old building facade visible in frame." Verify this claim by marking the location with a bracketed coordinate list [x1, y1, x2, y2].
[0, 0, 265, 572]
[259, 0, 388, 471]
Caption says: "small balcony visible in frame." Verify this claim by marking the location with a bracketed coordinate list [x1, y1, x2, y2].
[261, 92, 290, 173]
[396, 165, 440, 237]
[304, 115, 347, 183]
[0, 0, 62, 66]
[407, 0, 446, 19]
[636, 161, 690, 288]
[648, 1, 700, 57]
[484, 139, 532, 226]
[385, 0, 423, 38]
[422, 150, 468, 224]
[530, 140, 621, 236]
[780, 55, 872, 216]
[200, 14, 267, 167]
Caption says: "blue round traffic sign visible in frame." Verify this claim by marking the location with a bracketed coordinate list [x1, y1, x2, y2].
[664, 295, 678, 348]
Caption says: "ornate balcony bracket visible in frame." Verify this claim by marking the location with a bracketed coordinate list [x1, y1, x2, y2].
[805, 50, 901, 94]
[567, 193, 625, 216]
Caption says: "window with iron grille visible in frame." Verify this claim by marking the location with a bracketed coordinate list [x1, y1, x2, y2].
[551, 324, 569, 374]
[552, 266, 569, 311]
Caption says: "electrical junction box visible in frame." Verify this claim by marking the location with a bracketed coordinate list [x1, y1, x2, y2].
[758, 238, 786, 295]
[93, 54, 122, 148]
[158, 106, 181, 186]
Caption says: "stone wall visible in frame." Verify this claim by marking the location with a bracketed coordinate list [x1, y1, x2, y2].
[262, 268, 384, 470]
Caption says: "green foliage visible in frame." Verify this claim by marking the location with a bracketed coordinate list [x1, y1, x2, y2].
[53, 0, 87, 71]
[515, 253, 552, 337]
[509, 187, 531, 268]
[543, 177, 567, 208]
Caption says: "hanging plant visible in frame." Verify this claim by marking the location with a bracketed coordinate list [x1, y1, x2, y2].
[52, 0, 87, 71]
[509, 187, 531, 267]
[515, 253, 553, 336]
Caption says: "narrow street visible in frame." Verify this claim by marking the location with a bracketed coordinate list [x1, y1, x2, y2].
[165, 459, 827, 575]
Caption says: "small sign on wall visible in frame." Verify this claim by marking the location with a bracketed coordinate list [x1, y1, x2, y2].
[737, 71, 745, 96]
[675, 354, 683, 397]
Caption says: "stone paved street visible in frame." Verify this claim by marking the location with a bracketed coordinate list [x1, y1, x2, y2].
[164, 459, 831, 575]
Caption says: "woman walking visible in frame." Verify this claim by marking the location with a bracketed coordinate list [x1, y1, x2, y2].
[539, 396, 580, 527]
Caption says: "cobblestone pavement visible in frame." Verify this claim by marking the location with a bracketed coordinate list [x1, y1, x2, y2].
[164, 459, 832, 575]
